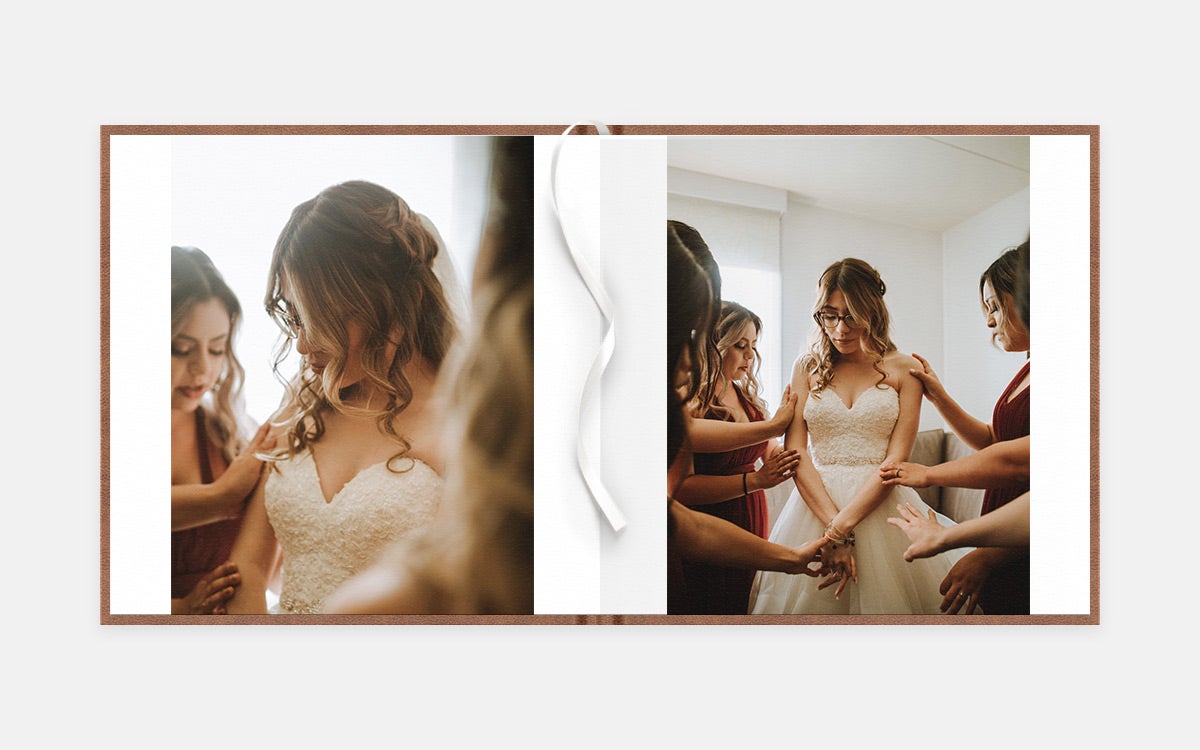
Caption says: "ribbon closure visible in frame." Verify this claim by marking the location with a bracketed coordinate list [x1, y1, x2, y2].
[549, 122, 626, 533]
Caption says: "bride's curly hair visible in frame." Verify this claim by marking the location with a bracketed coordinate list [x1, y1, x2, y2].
[354, 137, 533, 613]
[801, 257, 896, 393]
[263, 180, 459, 471]
[692, 301, 768, 422]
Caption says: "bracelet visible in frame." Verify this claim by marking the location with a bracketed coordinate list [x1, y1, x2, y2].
[823, 520, 847, 541]
[823, 520, 855, 546]
[828, 534, 856, 549]
[742, 472, 748, 497]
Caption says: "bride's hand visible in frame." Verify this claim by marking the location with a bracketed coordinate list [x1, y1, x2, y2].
[816, 542, 857, 597]
[886, 502, 946, 561]
[768, 385, 798, 434]
[908, 353, 947, 403]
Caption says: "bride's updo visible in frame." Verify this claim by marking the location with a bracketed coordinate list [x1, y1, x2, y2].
[264, 180, 459, 467]
[802, 257, 897, 393]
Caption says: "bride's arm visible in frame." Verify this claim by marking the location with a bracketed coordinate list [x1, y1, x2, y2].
[222, 471, 278, 615]
[782, 361, 840, 527]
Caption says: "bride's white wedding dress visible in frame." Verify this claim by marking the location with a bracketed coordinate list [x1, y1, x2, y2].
[265, 452, 443, 614]
[750, 385, 968, 615]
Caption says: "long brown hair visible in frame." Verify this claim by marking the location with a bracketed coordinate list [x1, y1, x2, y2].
[171, 245, 248, 462]
[668, 224, 713, 467]
[669, 220, 722, 413]
[801, 257, 896, 393]
[264, 180, 459, 470]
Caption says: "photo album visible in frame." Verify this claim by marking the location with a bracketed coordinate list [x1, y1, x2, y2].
[101, 124, 1096, 624]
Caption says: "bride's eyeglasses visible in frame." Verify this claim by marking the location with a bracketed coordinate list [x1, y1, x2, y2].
[269, 303, 305, 339]
[814, 310, 861, 330]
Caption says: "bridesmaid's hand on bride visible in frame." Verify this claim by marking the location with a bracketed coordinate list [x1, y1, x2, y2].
[887, 502, 947, 561]
[767, 385, 798, 434]
[908, 353, 948, 404]
[879, 461, 931, 488]
[211, 422, 277, 515]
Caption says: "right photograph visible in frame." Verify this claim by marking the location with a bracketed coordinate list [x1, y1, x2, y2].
[666, 135, 1036, 617]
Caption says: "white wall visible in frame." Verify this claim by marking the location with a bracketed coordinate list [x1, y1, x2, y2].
[667, 190, 786, 410]
[942, 188, 1031, 426]
[672, 184, 1031, 434]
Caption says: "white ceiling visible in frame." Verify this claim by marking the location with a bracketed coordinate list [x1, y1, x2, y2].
[667, 135, 1030, 233]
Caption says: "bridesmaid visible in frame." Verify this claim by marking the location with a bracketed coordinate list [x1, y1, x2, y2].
[903, 239, 1030, 614]
[666, 223, 826, 615]
[668, 221, 798, 456]
[170, 246, 272, 614]
[673, 301, 800, 614]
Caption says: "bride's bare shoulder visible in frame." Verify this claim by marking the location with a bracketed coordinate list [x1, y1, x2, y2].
[883, 350, 920, 372]
[881, 350, 921, 390]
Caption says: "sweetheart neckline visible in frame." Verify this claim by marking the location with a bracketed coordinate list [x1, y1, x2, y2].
[303, 451, 438, 505]
[820, 383, 896, 411]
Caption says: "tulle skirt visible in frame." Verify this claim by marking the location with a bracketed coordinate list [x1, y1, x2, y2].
[750, 463, 971, 615]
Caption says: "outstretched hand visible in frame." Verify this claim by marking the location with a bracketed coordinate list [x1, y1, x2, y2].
[785, 534, 829, 577]
[879, 461, 931, 488]
[886, 502, 946, 561]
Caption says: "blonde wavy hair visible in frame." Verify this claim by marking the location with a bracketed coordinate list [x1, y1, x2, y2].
[263, 180, 459, 471]
[171, 245, 248, 463]
[692, 301, 768, 421]
[800, 258, 896, 393]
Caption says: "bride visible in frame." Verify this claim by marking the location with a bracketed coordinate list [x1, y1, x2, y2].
[224, 180, 462, 615]
[750, 258, 967, 615]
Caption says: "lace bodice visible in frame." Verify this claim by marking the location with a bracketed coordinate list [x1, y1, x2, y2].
[264, 451, 443, 614]
[804, 385, 898, 467]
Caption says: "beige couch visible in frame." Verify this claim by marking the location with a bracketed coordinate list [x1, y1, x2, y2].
[907, 429, 985, 524]
[764, 428, 985, 529]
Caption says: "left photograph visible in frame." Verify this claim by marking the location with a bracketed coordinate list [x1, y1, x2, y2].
[105, 133, 532, 618]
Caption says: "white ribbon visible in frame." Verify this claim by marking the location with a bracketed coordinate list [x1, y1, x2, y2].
[549, 122, 626, 533]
